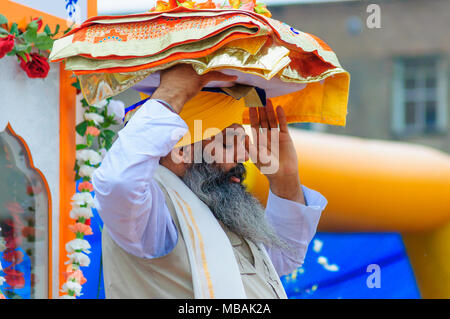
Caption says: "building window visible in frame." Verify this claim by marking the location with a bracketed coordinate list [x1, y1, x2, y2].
[392, 56, 447, 136]
[0, 125, 49, 299]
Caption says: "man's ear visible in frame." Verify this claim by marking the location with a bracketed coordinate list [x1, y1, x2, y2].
[181, 145, 193, 164]
[170, 145, 192, 165]
[169, 147, 184, 165]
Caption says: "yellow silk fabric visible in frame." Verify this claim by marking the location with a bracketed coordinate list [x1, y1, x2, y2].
[140, 69, 349, 148]
[175, 91, 247, 147]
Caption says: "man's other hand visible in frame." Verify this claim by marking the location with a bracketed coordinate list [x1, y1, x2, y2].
[152, 64, 237, 113]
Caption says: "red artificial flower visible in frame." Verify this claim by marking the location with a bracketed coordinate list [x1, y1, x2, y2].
[22, 226, 35, 238]
[5, 235, 22, 250]
[3, 212, 25, 240]
[78, 181, 94, 192]
[2, 248, 24, 265]
[0, 34, 15, 58]
[4, 214, 25, 230]
[32, 18, 43, 32]
[86, 126, 100, 137]
[26, 184, 34, 195]
[3, 268, 25, 289]
[68, 222, 93, 236]
[63, 269, 87, 285]
[19, 52, 50, 79]
[28, 183, 44, 195]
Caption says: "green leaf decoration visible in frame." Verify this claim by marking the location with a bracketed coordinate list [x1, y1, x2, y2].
[23, 29, 37, 43]
[52, 24, 60, 37]
[34, 32, 53, 51]
[0, 26, 9, 34]
[75, 121, 88, 136]
[76, 144, 88, 150]
[14, 43, 32, 54]
[63, 22, 75, 35]
[44, 24, 52, 36]
[6, 48, 17, 56]
[17, 52, 30, 63]
[0, 14, 8, 24]
[103, 129, 115, 139]
[104, 137, 113, 150]
[86, 134, 94, 147]
[26, 20, 39, 32]
[72, 80, 81, 91]
[81, 99, 90, 107]
[9, 23, 19, 36]
[0, 14, 8, 25]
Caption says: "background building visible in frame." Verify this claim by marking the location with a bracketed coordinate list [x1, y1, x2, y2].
[269, 0, 449, 153]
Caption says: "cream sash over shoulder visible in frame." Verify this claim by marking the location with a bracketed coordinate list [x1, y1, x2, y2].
[153, 164, 247, 299]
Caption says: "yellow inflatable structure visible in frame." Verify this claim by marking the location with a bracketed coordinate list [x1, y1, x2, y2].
[244, 129, 450, 298]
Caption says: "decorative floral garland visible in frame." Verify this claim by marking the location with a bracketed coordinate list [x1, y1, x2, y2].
[2, 1, 270, 299]
[60, 80, 123, 299]
[1, 204, 26, 298]
[0, 13, 122, 299]
[0, 14, 72, 79]
[0, 197, 41, 299]
[0, 14, 74, 299]
[151, 0, 271, 17]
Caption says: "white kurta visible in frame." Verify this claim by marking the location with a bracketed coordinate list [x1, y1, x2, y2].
[92, 99, 328, 276]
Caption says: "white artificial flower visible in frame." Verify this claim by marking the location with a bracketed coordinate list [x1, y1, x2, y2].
[75, 149, 89, 163]
[79, 165, 97, 178]
[71, 192, 94, 207]
[70, 206, 94, 220]
[92, 99, 108, 109]
[107, 99, 125, 122]
[61, 281, 82, 296]
[0, 276, 5, 286]
[60, 294, 76, 299]
[66, 238, 91, 254]
[87, 153, 102, 166]
[0, 261, 3, 272]
[76, 149, 102, 166]
[84, 112, 104, 125]
[66, 252, 91, 267]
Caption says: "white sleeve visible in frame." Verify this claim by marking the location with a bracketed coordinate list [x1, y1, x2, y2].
[264, 185, 327, 276]
[92, 99, 188, 258]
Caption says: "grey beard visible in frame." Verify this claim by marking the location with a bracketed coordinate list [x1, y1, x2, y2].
[181, 162, 291, 251]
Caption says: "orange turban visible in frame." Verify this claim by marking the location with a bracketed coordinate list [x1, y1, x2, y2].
[125, 71, 349, 148]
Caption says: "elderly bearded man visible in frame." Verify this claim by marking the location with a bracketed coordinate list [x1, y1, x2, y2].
[92, 64, 328, 299]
